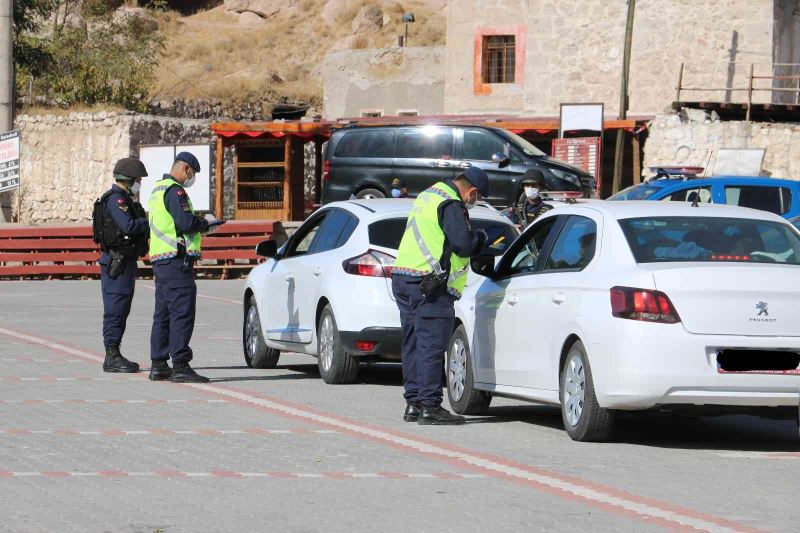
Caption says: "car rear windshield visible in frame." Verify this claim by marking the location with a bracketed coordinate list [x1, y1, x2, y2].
[369, 218, 518, 254]
[619, 216, 800, 265]
[608, 184, 661, 201]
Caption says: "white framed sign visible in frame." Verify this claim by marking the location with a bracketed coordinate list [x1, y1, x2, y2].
[559, 103, 604, 137]
[713, 149, 765, 177]
[0, 130, 20, 194]
[138, 143, 212, 212]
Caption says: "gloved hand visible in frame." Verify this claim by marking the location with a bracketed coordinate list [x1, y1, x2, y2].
[203, 214, 222, 235]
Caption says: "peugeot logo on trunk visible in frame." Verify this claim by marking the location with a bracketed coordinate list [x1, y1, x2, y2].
[756, 301, 769, 316]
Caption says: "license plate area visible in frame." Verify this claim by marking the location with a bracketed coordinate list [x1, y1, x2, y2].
[717, 349, 800, 374]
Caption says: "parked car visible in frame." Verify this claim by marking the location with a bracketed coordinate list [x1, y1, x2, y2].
[609, 173, 800, 220]
[243, 198, 517, 384]
[321, 125, 595, 208]
[450, 200, 800, 441]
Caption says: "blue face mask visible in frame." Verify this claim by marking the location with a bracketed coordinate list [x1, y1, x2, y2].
[391, 188, 402, 198]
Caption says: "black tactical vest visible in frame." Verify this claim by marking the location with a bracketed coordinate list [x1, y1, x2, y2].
[92, 190, 147, 258]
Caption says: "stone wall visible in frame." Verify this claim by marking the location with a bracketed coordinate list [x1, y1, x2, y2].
[444, 0, 776, 117]
[323, 46, 445, 119]
[643, 110, 800, 181]
[12, 112, 234, 224]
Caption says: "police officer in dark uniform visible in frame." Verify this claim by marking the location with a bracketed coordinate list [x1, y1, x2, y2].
[93, 157, 150, 373]
[507, 169, 553, 228]
[147, 152, 219, 383]
[391, 167, 490, 425]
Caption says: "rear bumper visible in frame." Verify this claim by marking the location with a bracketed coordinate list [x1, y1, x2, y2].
[340, 327, 403, 359]
[588, 322, 800, 410]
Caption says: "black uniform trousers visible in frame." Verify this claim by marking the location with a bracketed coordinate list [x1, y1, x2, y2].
[391, 274, 455, 408]
[150, 257, 196, 365]
[99, 253, 137, 347]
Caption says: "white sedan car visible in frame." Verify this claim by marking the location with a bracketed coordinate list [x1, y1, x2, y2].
[450, 200, 800, 441]
[243, 199, 517, 384]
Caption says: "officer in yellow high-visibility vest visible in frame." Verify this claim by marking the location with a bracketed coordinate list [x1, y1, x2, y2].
[147, 152, 223, 383]
[391, 167, 490, 425]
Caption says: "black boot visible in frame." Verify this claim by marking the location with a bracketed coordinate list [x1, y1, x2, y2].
[149, 360, 172, 381]
[169, 363, 209, 383]
[102, 345, 139, 373]
[418, 406, 465, 426]
[403, 402, 420, 422]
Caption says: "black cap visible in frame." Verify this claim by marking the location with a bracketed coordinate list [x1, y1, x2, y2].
[113, 157, 148, 179]
[459, 166, 491, 197]
[175, 151, 201, 173]
[520, 169, 545, 188]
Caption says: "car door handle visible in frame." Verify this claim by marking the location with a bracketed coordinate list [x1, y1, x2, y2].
[313, 268, 322, 277]
[508, 295, 519, 306]
[431, 161, 451, 168]
[551, 292, 566, 304]
[457, 162, 472, 169]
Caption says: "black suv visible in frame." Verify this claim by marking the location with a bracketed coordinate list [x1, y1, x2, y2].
[321, 125, 595, 207]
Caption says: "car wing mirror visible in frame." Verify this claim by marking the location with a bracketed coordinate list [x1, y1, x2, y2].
[255, 239, 278, 258]
[470, 255, 496, 278]
[492, 152, 510, 169]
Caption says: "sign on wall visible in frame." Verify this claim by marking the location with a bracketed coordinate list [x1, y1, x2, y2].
[0, 130, 20, 194]
[552, 137, 602, 181]
[713, 149, 765, 177]
[138, 144, 212, 212]
[559, 103, 604, 137]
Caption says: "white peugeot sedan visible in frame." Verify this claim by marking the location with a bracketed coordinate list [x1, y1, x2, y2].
[449, 200, 800, 441]
[243, 199, 517, 384]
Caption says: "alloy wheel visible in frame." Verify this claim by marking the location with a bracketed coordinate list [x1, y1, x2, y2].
[563, 352, 586, 427]
[448, 338, 467, 402]
[245, 306, 259, 360]
[319, 314, 334, 372]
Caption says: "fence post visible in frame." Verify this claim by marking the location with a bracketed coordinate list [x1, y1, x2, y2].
[746, 63, 754, 121]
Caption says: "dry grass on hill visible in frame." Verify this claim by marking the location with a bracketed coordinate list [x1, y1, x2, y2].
[154, 1, 446, 108]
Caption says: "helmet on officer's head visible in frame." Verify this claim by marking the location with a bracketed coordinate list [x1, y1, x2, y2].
[113, 157, 148, 180]
[520, 169, 546, 189]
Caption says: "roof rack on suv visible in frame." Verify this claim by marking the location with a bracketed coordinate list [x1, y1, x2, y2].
[645, 166, 705, 182]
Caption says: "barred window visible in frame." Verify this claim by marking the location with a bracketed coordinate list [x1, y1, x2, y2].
[482, 35, 516, 84]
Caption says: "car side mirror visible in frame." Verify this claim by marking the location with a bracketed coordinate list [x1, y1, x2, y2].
[255, 239, 278, 258]
[471, 255, 496, 278]
[492, 152, 510, 169]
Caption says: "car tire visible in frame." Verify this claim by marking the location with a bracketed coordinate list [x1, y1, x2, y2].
[560, 340, 614, 442]
[447, 325, 491, 415]
[317, 304, 359, 384]
[355, 188, 385, 200]
[243, 296, 280, 369]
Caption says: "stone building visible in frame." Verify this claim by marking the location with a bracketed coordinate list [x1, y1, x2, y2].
[444, 0, 790, 116]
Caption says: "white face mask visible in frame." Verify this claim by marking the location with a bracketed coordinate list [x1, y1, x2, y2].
[130, 182, 141, 196]
[524, 187, 539, 199]
[183, 174, 196, 188]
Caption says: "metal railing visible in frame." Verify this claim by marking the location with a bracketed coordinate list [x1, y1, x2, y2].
[675, 62, 800, 121]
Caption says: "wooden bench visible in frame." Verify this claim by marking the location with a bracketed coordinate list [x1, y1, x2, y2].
[0, 221, 276, 280]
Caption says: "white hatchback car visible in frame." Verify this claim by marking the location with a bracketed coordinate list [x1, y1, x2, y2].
[243, 199, 517, 384]
[450, 200, 800, 441]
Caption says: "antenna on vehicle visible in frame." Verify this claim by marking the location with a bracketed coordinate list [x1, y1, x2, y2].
[691, 195, 700, 208]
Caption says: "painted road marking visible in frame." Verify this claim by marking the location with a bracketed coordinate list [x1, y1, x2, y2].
[0, 428, 338, 436]
[0, 470, 485, 479]
[0, 325, 763, 533]
[0, 399, 229, 405]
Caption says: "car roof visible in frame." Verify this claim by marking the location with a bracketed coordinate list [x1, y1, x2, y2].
[636, 176, 797, 189]
[557, 200, 787, 222]
[323, 198, 511, 224]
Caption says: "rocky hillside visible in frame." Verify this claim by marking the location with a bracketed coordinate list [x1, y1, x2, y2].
[155, 0, 448, 112]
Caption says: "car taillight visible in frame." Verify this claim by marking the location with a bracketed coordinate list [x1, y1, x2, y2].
[343, 250, 395, 278]
[355, 341, 377, 352]
[323, 160, 330, 182]
[610, 286, 681, 324]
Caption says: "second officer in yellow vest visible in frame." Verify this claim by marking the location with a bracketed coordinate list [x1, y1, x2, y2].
[391, 167, 490, 425]
[147, 152, 222, 383]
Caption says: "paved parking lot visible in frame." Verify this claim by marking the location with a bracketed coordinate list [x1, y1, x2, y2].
[1, 280, 798, 532]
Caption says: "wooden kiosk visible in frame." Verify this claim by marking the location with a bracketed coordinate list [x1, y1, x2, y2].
[210, 121, 336, 221]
